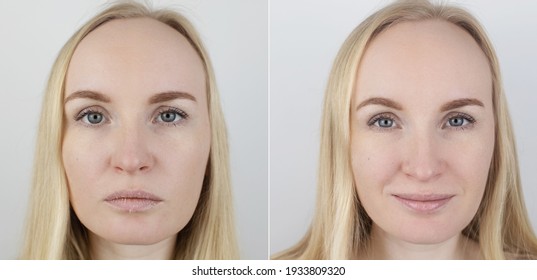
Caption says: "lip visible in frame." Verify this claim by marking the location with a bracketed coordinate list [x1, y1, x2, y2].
[393, 193, 455, 213]
[104, 190, 163, 213]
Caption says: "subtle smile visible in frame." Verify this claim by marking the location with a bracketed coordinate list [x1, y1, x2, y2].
[393, 194, 455, 213]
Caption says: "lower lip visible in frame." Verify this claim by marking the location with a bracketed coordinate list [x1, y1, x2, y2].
[394, 196, 453, 213]
[106, 198, 161, 213]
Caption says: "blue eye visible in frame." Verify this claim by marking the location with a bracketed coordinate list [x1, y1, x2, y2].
[448, 117, 464, 126]
[86, 112, 104, 124]
[368, 113, 397, 129]
[376, 118, 394, 128]
[76, 108, 106, 126]
[159, 111, 179, 122]
[155, 108, 188, 125]
[445, 113, 475, 129]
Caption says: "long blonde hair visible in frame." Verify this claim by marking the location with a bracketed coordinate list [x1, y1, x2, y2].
[276, 0, 537, 260]
[21, 1, 238, 259]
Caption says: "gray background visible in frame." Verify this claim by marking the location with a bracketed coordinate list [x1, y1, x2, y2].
[271, 0, 537, 255]
[1, 0, 536, 261]
[0, 0, 267, 259]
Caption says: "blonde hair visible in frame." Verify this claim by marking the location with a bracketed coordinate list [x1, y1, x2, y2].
[275, 0, 537, 260]
[21, 1, 238, 259]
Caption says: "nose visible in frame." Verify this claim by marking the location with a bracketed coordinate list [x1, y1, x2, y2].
[110, 123, 154, 174]
[401, 129, 445, 182]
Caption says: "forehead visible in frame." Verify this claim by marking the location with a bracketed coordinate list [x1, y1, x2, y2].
[354, 19, 492, 104]
[66, 17, 206, 99]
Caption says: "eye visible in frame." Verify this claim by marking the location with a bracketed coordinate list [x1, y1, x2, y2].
[154, 107, 188, 125]
[75, 108, 107, 126]
[368, 113, 398, 129]
[160, 111, 179, 123]
[376, 118, 394, 128]
[86, 112, 104, 124]
[444, 113, 475, 129]
[448, 117, 465, 127]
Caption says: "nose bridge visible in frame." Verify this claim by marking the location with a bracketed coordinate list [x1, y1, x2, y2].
[402, 124, 443, 181]
[111, 119, 153, 173]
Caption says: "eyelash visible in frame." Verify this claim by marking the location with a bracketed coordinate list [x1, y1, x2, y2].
[152, 107, 189, 127]
[75, 107, 108, 127]
[368, 113, 398, 130]
[74, 106, 189, 127]
[367, 112, 476, 131]
[443, 112, 476, 130]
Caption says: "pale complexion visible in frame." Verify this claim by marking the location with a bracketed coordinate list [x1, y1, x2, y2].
[63, 18, 210, 259]
[351, 20, 495, 259]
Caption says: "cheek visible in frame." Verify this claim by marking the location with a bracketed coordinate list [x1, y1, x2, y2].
[146, 132, 210, 242]
[447, 132, 494, 197]
[158, 134, 210, 191]
[159, 118, 211, 173]
[62, 129, 110, 203]
[351, 133, 401, 197]
[154, 126, 211, 211]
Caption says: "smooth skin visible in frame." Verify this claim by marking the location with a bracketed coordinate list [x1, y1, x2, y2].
[63, 18, 210, 259]
[351, 20, 495, 259]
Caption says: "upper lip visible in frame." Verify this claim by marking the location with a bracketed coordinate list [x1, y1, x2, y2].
[392, 193, 455, 201]
[104, 190, 163, 202]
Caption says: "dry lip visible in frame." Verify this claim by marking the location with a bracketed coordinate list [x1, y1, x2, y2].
[104, 190, 163, 202]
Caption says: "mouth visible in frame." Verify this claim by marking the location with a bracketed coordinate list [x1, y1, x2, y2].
[392, 193, 455, 213]
[104, 190, 163, 213]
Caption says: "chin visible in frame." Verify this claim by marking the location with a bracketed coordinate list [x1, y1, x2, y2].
[96, 228, 179, 246]
[111, 235, 173, 246]
[396, 230, 457, 245]
[389, 220, 464, 245]
[86, 218, 184, 246]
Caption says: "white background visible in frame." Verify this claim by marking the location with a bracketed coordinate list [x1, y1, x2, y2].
[270, 0, 537, 255]
[1, 260, 535, 279]
[0, 0, 267, 259]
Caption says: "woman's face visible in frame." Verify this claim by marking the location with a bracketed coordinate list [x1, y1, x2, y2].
[350, 20, 495, 245]
[63, 18, 210, 246]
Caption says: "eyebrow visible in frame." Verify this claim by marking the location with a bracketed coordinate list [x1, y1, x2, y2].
[148, 91, 197, 104]
[64, 90, 111, 104]
[64, 90, 197, 104]
[439, 98, 484, 112]
[356, 97, 403, 111]
[356, 97, 485, 111]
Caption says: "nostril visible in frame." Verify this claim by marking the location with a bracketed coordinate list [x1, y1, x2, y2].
[110, 145, 154, 173]
[139, 166, 149, 171]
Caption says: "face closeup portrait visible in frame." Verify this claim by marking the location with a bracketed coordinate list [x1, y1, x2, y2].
[268, 0, 537, 261]
[62, 17, 210, 258]
[350, 20, 494, 259]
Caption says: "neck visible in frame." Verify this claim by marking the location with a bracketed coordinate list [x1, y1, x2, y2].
[359, 225, 481, 260]
[89, 233, 177, 260]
